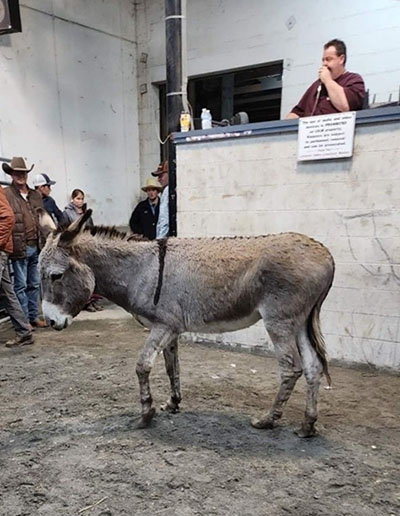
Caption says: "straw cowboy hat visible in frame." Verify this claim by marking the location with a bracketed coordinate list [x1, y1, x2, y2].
[142, 178, 162, 192]
[2, 157, 35, 175]
[151, 160, 168, 177]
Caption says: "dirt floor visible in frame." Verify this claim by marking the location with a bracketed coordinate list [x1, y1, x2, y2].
[0, 314, 399, 516]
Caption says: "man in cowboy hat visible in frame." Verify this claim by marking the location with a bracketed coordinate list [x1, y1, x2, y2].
[0, 184, 34, 347]
[129, 177, 162, 240]
[33, 173, 64, 226]
[151, 161, 169, 239]
[3, 157, 46, 328]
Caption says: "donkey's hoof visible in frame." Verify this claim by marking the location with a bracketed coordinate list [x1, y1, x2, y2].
[294, 425, 316, 438]
[250, 416, 275, 429]
[136, 408, 156, 429]
[160, 401, 180, 413]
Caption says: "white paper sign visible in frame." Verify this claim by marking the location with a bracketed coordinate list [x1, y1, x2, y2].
[297, 111, 356, 161]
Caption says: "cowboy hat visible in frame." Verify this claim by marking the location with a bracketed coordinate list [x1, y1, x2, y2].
[2, 157, 35, 175]
[151, 161, 168, 177]
[141, 177, 162, 192]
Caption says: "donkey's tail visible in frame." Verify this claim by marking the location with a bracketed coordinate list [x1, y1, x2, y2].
[307, 302, 331, 386]
[307, 261, 335, 386]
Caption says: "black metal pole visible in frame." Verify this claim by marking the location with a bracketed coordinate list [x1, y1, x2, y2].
[165, 0, 182, 237]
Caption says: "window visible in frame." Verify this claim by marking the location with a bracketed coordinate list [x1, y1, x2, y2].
[158, 61, 283, 158]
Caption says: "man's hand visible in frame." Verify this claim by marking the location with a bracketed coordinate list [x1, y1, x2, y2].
[319, 65, 332, 85]
[318, 65, 350, 112]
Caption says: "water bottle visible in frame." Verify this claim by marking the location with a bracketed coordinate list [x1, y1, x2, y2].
[201, 108, 212, 129]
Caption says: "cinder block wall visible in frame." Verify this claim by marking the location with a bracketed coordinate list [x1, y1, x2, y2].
[176, 120, 400, 371]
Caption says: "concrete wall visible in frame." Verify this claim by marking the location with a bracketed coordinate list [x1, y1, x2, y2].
[135, 0, 163, 184]
[176, 118, 400, 371]
[137, 0, 400, 181]
[0, 0, 140, 225]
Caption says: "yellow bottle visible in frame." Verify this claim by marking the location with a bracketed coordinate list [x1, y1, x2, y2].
[180, 112, 191, 132]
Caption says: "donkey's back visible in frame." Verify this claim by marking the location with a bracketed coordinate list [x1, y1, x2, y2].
[157, 232, 334, 335]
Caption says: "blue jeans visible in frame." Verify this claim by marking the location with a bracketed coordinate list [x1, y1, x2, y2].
[0, 251, 31, 337]
[12, 245, 40, 323]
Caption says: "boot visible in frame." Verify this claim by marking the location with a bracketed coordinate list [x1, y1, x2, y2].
[30, 319, 49, 328]
[5, 333, 35, 348]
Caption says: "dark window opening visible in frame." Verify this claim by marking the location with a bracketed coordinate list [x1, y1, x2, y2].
[158, 61, 283, 160]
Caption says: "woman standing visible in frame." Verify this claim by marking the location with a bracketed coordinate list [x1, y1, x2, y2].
[63, 189, 94, 227]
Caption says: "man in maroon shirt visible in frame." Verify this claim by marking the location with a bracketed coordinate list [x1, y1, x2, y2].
[287, 39, 366, 118]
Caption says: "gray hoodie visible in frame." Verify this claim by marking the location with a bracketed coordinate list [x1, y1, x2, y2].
[63, 202, 94, 227]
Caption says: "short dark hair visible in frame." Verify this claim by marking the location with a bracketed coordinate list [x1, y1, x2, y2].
[324, 39, 347, 64]
[71, 188, 85, 199]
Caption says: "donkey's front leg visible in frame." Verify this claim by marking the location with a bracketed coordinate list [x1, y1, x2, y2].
[136, 326, 176, 428]
[161, 338, 181, 413]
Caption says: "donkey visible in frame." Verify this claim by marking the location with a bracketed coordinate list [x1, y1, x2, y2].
[38, 209, 335, 437]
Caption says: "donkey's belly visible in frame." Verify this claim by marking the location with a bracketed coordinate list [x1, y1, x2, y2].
[193, 311, 262, 333]
[132, 310, 262, 334]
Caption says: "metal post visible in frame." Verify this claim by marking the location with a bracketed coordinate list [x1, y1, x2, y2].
[165, 0, 182, 237]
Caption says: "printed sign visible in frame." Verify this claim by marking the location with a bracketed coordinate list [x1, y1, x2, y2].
[297, 111, 356, 161]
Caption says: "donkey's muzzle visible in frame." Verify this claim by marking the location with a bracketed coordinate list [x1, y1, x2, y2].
[49, 317, 69, 331]
[42, 301, 72, 331]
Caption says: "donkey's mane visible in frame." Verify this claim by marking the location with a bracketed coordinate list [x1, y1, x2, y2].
[87, 225, 127, 240]
[55, 223, 148, 242]
[86, 225, 148, 242]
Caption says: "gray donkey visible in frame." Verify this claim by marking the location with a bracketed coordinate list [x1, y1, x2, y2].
[38, 209, 335, 437]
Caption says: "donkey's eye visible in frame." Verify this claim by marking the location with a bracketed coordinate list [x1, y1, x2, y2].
[50, 273, 63, 282]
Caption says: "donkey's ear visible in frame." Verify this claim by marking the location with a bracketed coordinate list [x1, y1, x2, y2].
[37, 207, 57, 239]
[59, 210, 93, 247]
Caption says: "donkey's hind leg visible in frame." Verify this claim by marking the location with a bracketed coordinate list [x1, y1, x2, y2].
[251, 326, 303, 430]
[295, 325, 324, 437]
[161, 337, 181, 413]
[136, 325, 176, 428]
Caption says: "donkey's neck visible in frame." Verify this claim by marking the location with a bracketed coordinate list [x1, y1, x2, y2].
[79, 237, 158, 311]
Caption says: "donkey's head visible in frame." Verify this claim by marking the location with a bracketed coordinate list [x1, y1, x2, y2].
[38, 209, 96, 330]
